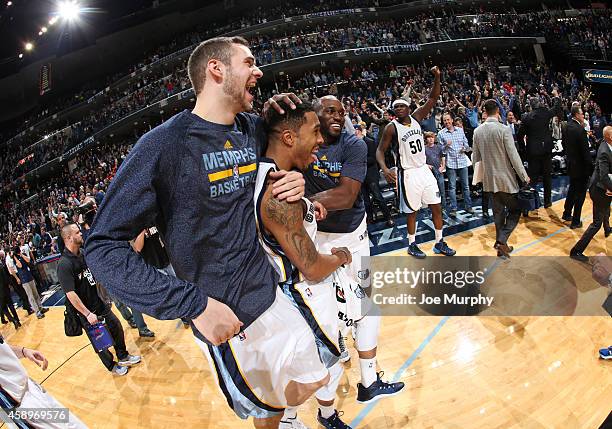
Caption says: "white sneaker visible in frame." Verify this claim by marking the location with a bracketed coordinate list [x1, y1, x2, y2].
[112, 364, 128, 376]
[279, 416, 310, 429]
[117, 354, 141, 366]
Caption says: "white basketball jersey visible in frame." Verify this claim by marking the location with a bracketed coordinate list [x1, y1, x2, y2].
[254, 159, 318, 284]
[393, 117, 426, 170]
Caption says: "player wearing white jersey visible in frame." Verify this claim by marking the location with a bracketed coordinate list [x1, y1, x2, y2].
[376, 66, 456, 258]
[258, 101, 404, 429]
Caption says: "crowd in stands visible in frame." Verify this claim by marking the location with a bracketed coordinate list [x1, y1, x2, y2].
[0, 140, 132, 258]
[2, 5, 608, 185]
[442, 8, 611, 59]
[2, 48, 610, 259]
[1, 0, 611, 262]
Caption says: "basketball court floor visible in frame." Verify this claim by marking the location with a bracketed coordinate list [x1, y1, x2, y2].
[2, 192, 610, 428]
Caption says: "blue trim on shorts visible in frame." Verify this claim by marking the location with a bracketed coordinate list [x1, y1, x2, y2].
[209, 345, 284, 419]
[397, 167, 416, 213]
[281, 284, 340, 368]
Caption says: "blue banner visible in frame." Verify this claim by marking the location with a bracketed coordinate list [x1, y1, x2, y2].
[583, 69, 612, 84]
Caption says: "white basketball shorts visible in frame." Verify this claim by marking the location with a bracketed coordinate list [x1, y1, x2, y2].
[195, 287, 328, 419]
[397, 164, 441, 213]
[316, 215, 371, 289]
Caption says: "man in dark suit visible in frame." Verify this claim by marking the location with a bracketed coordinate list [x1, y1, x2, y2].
[570, 126, 612, 262]
[506, 111, 522, 158]
[562, 106, 593, 228]
[358, 125, 394, 226]
[517, 91, 562, 209]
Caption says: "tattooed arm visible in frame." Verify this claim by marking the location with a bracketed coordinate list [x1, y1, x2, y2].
[262, 188, 351, 283]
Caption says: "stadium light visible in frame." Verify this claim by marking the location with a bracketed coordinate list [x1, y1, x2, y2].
[7, 1, 12, 6]
[18, 53, 23, 58]
[25, 42, 33, 51]
[39, 31, 43, 35]
[58, 0, 81, 21]
[49, 17, 58, 25]
[42, 27, 48, 33]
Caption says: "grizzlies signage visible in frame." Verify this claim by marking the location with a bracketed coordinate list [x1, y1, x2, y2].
[354, 44, 421, 56]
[583, 69, 612, 85]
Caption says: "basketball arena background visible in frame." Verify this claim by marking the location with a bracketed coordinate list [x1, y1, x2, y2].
[0, 0, 610, 428]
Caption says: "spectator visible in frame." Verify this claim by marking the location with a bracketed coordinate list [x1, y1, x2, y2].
[517, 91, 561, 211]
[11, 247, 45, 319]
[0, 250, 21, 330]
[562, 105, 593, 229]
[424, 131, 447, 214]
[358, 125, 394, 226]
[438, 113, 473, 216]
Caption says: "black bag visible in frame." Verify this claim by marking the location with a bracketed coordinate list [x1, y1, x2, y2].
[517, 186, 541, 212]
[64, 301, 83, 337]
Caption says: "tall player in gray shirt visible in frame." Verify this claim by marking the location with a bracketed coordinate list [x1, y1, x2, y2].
[86, 36, 330, 427]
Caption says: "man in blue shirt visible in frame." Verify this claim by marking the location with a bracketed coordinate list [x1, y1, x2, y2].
[438, 113, 474, 216]
[85, 36, 329, 427]
[305, 96, 369, 289]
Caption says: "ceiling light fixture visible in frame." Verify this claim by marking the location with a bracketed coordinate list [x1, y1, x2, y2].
[57, 0, 81, 21]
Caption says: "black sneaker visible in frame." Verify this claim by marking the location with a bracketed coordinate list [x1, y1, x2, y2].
[570, 251, 588, 263]
[433, 240, 456, 256]
[356, 371, 405, 404]
[41, 307, 49, 313]
[138, 328, 155, 338]
[407, 243, 426, 259]
[128, 319, 137, 329]
[317, 409, 352, 429]
[570, 222, 583, 229]
[561, 213, 573, 222]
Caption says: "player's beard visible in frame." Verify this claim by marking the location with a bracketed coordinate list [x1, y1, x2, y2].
[223, 67, 251, 112]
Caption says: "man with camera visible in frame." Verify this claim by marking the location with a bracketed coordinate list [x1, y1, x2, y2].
[58, 223, 141, 376]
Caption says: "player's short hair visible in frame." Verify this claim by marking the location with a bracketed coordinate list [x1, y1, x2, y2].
[187, 36, 249, 95]
[60, 223, 77, 240]
[266, 100, 314, 134]
[570, 105, 583, 117]
[483, 99, 499, 116]
[313, 95, 340, 114]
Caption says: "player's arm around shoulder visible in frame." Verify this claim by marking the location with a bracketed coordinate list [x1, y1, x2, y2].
[261, 186, 350, 283]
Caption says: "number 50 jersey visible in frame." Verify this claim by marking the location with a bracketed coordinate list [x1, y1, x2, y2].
[393, 116, 425, 170]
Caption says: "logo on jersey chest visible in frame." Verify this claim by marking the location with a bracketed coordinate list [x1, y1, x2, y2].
[312, 156, 342, 181]
[400, 128, 423, 142]
[201, 143, 257, 198]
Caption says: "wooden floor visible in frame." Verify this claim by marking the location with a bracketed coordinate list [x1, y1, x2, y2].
[3, 198, 610, 428]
